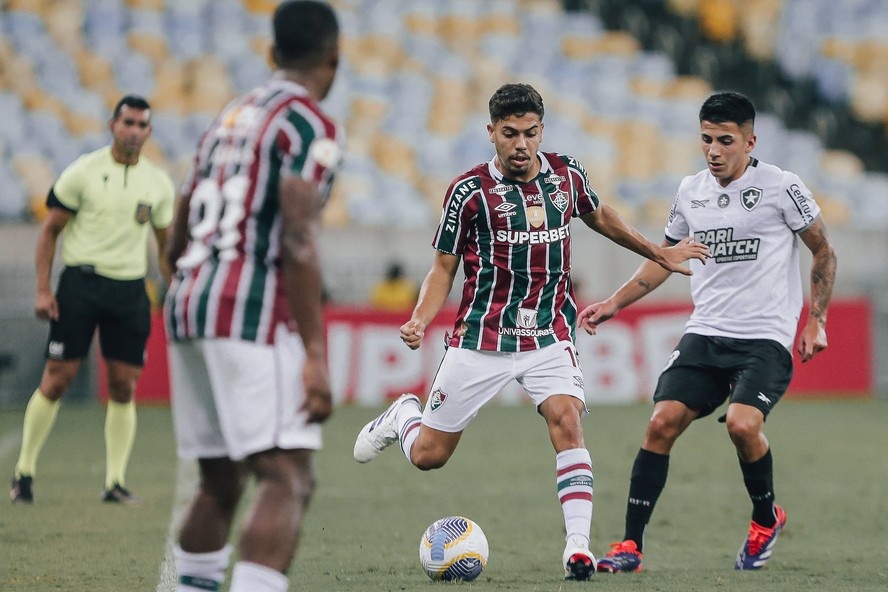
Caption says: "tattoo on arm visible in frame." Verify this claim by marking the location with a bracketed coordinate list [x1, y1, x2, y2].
[809, 253, 836, 321]
[635, 278, 652, 291]
[804, 222, 837, 323]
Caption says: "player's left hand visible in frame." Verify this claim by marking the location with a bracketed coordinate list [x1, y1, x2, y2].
[658, 237, 709, 276]
[797, 316, 827, 362]
[301, 356, 333, 423]
[400, 319, 426, 350]
[578, 299, 619, 335]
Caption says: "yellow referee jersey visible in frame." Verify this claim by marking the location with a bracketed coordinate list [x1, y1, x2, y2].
[52, 146, 175, 280]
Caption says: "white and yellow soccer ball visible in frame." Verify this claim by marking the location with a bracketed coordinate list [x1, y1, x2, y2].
[419, 516, 489, 582]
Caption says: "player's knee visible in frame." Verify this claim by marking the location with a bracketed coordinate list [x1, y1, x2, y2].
[40, 369, 77, 400]
[255, 451, 316, 501]
[411, 448, 450, 471]
[542, 398, 584, 443]
[199, 480, 244, 515]
[646, 413, 682, 444]
[725, 416, 760, 445]
[106, 378, 136, 402]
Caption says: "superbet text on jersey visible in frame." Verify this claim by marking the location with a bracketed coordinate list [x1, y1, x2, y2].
[434, 152, 599, 353]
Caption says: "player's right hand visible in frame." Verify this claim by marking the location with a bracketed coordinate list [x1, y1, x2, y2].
[301, 356, 333, 423]
[35, 291, 58, 321]
[578, 299, 619, 335]
[660, 236, 709, 276]
[400, 319, 425, 350]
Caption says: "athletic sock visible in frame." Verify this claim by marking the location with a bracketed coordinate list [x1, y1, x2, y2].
[555, 448, 594, 547]
[396, 398, 423, 463]
[230, 561, 288, 592]
[624, 448, 669, 552]
[104, 400, 136, 489]
[739, 448, 776, 527]
[174, 544, 232, 592]
[15, 388, 61, 478]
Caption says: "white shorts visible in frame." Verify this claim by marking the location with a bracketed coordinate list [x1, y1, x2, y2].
[168, 324, 321, 461]
[422, 340, 587, 432]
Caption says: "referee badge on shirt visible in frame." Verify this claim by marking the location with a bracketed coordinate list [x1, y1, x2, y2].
[135, 202, 153, 224]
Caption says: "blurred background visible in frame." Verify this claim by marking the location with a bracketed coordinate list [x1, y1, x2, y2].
[0, 0, 886, 404]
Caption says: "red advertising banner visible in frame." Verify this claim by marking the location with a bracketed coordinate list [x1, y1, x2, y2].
[103, 299, 873, 404]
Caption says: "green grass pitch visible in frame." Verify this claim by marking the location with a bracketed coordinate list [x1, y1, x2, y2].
[1, 398, 887, 591]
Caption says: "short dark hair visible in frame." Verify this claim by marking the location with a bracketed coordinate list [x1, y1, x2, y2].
[699, 91, 755, 127]
[488, 83, 545, 123]
[112, 95, 151, 119]
[273, 0, 339, 67]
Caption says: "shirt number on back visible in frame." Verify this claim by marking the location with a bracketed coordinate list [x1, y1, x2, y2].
[177, 175, 249, 269]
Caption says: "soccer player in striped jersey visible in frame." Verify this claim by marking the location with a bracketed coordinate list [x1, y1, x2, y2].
[163, 3, 341, 591]
[354, 83, 709, 580]
[582, 92, 837, 573]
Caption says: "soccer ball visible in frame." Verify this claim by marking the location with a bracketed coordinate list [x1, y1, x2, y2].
[419, 516, 489, 582]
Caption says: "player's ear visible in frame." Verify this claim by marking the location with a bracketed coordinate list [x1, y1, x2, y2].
[487, 123, 495, 144]
[746, 132, 757, 153]
[268, 44, 279, 70]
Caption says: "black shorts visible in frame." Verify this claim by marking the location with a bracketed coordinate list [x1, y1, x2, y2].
[653, 333, 793, 420]
[45, 266, 151, 366]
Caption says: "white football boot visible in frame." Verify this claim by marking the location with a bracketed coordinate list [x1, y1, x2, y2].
[353, 393, 421, 463]
[563, 542, 597, 581]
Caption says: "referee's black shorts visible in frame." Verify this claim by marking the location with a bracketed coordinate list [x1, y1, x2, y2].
[45, 266, 151, 366]
[653, 333, 793, 420]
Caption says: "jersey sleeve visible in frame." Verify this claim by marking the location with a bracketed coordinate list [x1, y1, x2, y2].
[558, 153, 599, 217]
[432, 175, 480, 255]
[51, 156, 87, 211]
[279, 108, 342, 187]
[151, 169, 176, 229]
[664, 180, 690, 243]
[779, 172, 821, 232]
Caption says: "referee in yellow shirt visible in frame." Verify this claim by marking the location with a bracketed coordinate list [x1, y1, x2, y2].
[10, 95, 175, 504]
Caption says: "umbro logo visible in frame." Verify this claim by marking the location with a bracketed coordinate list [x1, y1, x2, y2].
[691, 199, 709, 208]
[494, 202, 517, 213]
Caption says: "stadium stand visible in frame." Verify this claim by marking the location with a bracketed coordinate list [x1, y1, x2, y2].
[0, 0, 886, 231]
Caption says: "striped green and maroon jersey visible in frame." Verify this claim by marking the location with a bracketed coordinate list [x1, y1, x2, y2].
[166, 78, 342, 344]
[434, 151, 599, 352]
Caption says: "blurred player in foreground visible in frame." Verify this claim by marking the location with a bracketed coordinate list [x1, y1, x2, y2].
[583, 91, 837, 573]
[353, 83, 708, 580]
[163, 2, 341, 591]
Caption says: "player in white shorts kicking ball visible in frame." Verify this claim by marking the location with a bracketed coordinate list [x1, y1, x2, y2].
[353, 82, 708, 580]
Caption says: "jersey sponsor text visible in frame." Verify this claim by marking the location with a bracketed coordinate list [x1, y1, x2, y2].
[495, 224, 571, 245]
[693, 227, 760, 263]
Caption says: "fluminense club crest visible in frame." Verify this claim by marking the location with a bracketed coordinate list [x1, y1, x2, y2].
[549, 189, 568, 213]
[429, 388, 448, 412]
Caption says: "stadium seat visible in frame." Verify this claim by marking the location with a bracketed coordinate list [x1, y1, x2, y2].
[0, 0, 884, 230]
